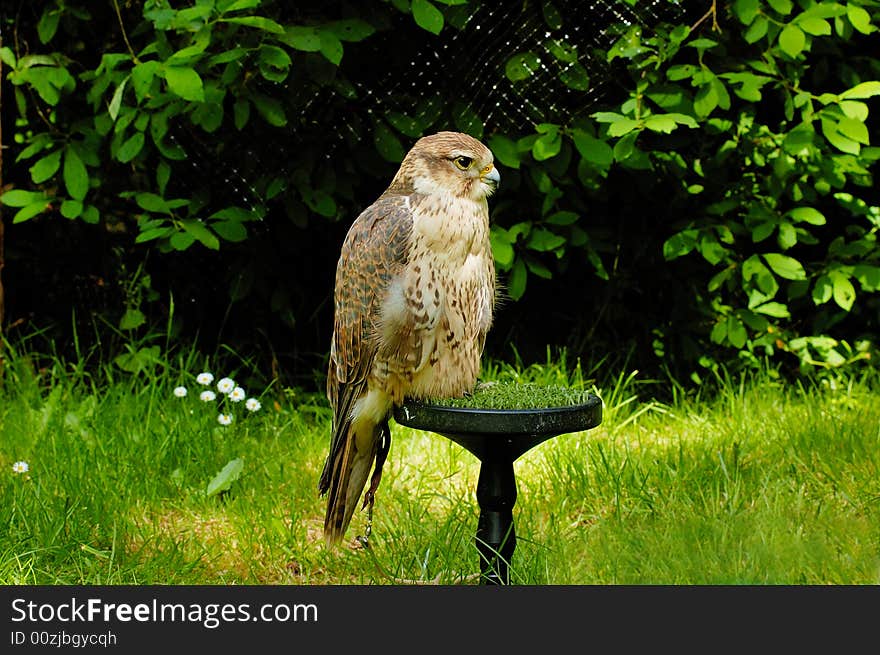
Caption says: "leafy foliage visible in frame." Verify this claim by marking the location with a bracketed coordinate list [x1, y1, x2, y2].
[1, 0, 878, 379]
[488, 0, 879, 375]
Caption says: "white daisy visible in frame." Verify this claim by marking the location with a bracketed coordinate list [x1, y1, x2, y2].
[229, 386, 246, 402]
[200, 390, 217, 402]
[196, 372, 214, 386]
[218, 414, 233, 426]
[173, 386, 188, 398]
[245, 398, 261, 412]
[217, 377, 235, 394]
[12, 461, 29, 474]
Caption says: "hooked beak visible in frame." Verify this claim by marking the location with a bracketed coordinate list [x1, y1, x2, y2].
[481, 164, 500, 191]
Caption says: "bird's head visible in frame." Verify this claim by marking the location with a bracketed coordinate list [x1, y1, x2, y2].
[389, 131, 500, 202]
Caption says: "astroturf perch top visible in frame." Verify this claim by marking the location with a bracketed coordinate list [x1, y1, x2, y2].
[426, 381, 593, 410]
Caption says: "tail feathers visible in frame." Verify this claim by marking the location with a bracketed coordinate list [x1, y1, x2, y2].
[322, 420, 386, 546]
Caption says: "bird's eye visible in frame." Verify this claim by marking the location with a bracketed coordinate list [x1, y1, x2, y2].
[453, 156, 473, 170]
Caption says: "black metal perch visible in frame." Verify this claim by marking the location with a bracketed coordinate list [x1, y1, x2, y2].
[393, 392, 602, 585]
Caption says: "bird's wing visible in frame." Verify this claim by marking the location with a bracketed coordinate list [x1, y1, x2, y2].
[319, 194, 413, 496]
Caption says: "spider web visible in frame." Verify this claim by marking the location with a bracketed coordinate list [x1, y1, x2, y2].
[172, 0, 695, 211]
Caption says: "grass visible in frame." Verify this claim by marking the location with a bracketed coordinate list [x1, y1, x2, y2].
[1, 340, 878, 585]
[428, 381, 593, 409]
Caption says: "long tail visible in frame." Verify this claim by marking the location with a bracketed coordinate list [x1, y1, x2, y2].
[321, 417, 392, 545]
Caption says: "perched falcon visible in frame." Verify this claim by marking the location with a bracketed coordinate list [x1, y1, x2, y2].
[319, 131, 500, 545]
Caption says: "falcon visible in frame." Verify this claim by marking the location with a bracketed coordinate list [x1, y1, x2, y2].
[319, 131, 500, 545]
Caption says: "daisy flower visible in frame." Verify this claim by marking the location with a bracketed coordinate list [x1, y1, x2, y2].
[12, 461, 29, 474]
[200, 390, 217, 402]
[218, 414, 233, 426]
[245, 398, 261, 412]
[196, 372, 214, 386]
[229, 386, 246, 402]
[173, 386, 188, 398]
[217, 377, 235, 395]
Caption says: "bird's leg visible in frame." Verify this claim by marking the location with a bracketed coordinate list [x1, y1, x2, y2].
[357, 420, 392, 549]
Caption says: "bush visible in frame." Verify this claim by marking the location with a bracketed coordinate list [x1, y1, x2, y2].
[1, 1, 878, 381]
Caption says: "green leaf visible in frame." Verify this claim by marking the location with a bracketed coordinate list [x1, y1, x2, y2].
[839, 100, 869, 121]
[251, 93, 287, 127]
[643, 114, 679, 134]
[29, 149, 62, 184]
[559, 62, 589, 91]
[853, 265, 880, 291]
[170, 231, 195, 250]
[81, 205, 99, 224]
[1, 189, 49, 207]
[767, 0, 793, 15]
[206, 458, 245, 497]
[787, 207, 826, 225]
[840, 82, 880, 100]
[829, 271, 856, 310]
[164, 66, 205, 102]
[182, 219, 220, 250]
[281, 26, 322, 51]
[532, 132, 561, 161]
[109, 77, 128, 121]
[797, 16, 831, 36]
[119, 308, 146, 330]
[546, 39, 578, 63]
[233, 98, 250, 130]
[318, 30, 344, 65]
[37, 9, 61, 43]
[693, 82, 719, 118]
[571, 130, 613, 168]
[505, 52, 541, 82]
[222, 0, 261, 12]
[778, 24, 805, 57]
[837, 117, 869, 144]
[135, 226, 172, 244]
[727, 315, 748, 348]
[744, 16, 769, 43]
[507, 257, 528, 300]
[821, 118, 860, 154]
[710, 320, 728, 345]
[219, 16, 284, 33]
[541, 1, 563, 29]
[116, 132, 145, 163]
[387, 111, 423, 138]
[327, 19, 375, 42]
[114, 346, 160, 373]
[212, 220, 248, 242]
[753, 302, 790, 318]
[452, 103, 483, 139]
[490, 229, 515, 268]
[777, 222, 797, 249]
[545, 211, 578, 226]
[488, 135, 520, 169]
[60, 200, 83, 219]
[733, 0, 760, 25]
[411, 0, 444, 35]
[846, 4, 873, 34]
[763, 253, 806, 280]
[157, 161, 171, 196]
[527, 228, 566, 252]
[374, 121, 405, 163]
[607, 118, 639, 137]
[662, 229, 698, 260]
[812, 274, 832, 304]
[63, 147, 89, 201]
[135, 193, 171, 214]
[0, 46, 15, 68]
[13, 201, 51, 223]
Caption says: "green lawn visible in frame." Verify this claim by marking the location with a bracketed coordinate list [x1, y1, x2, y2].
[1, 346, 878, 584]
